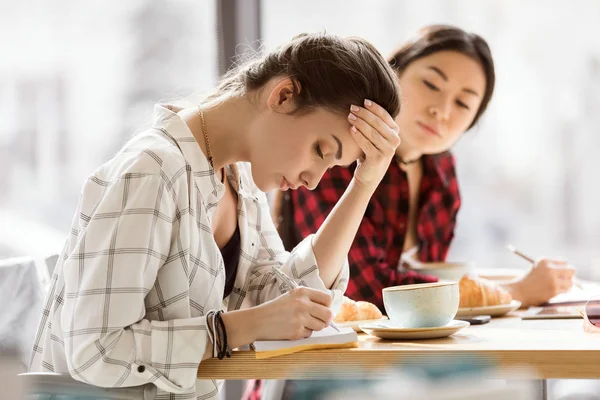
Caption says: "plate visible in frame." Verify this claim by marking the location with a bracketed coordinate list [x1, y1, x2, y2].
[456, 300, 522, 318]
[337, 316, 388, 332]
[359, 319, 469, 340]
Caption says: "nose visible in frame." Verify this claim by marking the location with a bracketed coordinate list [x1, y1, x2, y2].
[429, 96, 452, 121]
[303, 165, 329, 190]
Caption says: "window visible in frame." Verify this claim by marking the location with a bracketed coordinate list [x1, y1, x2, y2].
[0, 0, 218, 257]
[261, 0, 600, 279]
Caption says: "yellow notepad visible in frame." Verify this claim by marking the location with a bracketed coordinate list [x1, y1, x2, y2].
[252, 326, 358, 359]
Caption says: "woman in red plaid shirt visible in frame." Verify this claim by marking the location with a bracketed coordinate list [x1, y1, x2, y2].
[246, 24, 577, 400]
[273, 25, 575, 314]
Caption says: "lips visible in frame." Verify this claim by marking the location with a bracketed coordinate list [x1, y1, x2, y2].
[280, 176, 291, 191]
[417, 121, 441, 136]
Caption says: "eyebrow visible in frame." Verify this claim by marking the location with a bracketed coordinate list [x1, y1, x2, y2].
[332, 134, 343, 160]
[428, 66, 448, 81]
[427, 65, 480, 97]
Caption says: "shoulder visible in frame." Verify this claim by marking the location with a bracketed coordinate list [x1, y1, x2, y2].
[109, 130, 185, 176]
[86, 129, 189, 196]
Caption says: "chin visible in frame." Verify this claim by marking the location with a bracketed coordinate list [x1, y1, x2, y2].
[407, 135, 440, 153]
[249, 166, 274, 192]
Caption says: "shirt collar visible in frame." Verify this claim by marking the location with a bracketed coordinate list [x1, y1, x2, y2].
[152, 104, 226, 207]
[422, 152, 455, 189]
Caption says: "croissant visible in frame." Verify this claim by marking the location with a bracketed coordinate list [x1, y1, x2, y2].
[459, 275, 512, 308]
[356, 301, 383, 321]
[334, 297, 382, 322]
[334, 296, 360, 322]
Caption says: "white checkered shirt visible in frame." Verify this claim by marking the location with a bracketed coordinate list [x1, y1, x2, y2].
[29, 104, 349, 399]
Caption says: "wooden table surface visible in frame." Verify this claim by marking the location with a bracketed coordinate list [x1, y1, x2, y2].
[197, 315, 600, 380]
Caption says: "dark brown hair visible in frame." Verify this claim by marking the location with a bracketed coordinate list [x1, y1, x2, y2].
[208, 32, 401, 119]
[388, 24, 495, 129]
[227, 32, 403, 250]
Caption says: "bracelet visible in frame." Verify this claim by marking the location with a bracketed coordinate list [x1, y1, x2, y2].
[206, 310, 231, 360]
[215, 311, 231, 359]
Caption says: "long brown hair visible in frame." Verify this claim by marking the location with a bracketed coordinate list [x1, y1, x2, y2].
[247, 32, 402, 249]
[388, 24, 495, 129]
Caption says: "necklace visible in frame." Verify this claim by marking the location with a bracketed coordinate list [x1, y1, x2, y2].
[197, 106, 225, 184]
[396, 155, 420, 166]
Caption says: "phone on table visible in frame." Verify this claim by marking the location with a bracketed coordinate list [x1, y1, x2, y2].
[457, 315, 491, 325]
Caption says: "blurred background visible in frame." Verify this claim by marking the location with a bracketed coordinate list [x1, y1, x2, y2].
[1, 0, 599, 276]
[2, 1, 600, 399]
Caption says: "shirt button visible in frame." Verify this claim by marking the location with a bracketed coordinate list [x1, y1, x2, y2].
[399, 223, 405, 230]
[137, 365, 145, 373]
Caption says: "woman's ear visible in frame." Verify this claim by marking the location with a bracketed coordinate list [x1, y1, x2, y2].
[266, 77, 300, 113]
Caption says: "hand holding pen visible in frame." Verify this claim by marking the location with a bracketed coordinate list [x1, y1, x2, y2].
[506, 245, 577, 305]
[271, 266, 341, 332]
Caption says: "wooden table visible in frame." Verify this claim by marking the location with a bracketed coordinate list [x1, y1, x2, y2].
[197, 316, 600, 380]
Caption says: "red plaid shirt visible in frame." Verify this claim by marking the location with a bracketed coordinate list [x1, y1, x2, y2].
[244, 152, 460, 400]
[291, 151, 460, 311]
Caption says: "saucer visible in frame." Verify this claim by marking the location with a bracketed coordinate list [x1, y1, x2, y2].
[359, 319, 469, 340]
[338, 316, 388, 332]
[456, 300, 522, 318]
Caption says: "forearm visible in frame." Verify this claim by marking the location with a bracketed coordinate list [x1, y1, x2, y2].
[312, 178, 375, 288]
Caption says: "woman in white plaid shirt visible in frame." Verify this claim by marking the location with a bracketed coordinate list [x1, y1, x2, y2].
[30, 32, 402, 399]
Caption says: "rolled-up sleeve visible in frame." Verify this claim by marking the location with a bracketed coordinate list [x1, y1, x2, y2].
[61, 173, 209, 394]
[246, 192, 349, 315]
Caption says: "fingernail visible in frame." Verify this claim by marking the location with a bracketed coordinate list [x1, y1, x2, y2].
[350, 105, 360, 112]
[351, 125, 357, 133]
[348, 113, 357, 120]
[364, 99, 373, 107]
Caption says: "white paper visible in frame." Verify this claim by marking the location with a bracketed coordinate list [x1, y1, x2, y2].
[252, 326, 357, 352]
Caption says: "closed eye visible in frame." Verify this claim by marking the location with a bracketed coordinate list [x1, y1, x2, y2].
[423, 80, 439, 92]
[456, 100, 470, 110]
[314, 143, 324, 159]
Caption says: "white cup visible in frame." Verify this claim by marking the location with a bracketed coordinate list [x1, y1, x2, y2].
[382, 282, 459, 328]
[412, 262, 474, 282]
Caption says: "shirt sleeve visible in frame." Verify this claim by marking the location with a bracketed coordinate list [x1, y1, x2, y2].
[244, 189, 349, 316]
[61, 172, 209, 394]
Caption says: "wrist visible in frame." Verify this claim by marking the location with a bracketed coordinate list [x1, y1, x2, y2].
[502, 280, 527, 306]
[220, 307, 261, 348]
[348, 177, 378, 198]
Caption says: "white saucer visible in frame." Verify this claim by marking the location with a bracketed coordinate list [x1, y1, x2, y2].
[359, 319, 470, 340]
[456, 300, 522, 318]
[337, 316, 388, 332]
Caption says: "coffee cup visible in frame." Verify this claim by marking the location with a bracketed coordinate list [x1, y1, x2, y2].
[382, 282, 459, 328]
[412, 261, 474, 282]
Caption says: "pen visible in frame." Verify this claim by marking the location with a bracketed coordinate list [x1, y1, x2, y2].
[506, 244, 582, 289]
[271, 266, 341, 332]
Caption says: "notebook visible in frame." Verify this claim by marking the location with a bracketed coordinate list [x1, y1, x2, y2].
[252, 326, 358, 359]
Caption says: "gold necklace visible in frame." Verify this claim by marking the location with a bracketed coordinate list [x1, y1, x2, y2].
[197, 106, 225, 183]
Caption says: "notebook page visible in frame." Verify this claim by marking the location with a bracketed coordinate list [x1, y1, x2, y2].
[252, 326, 357, 354]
